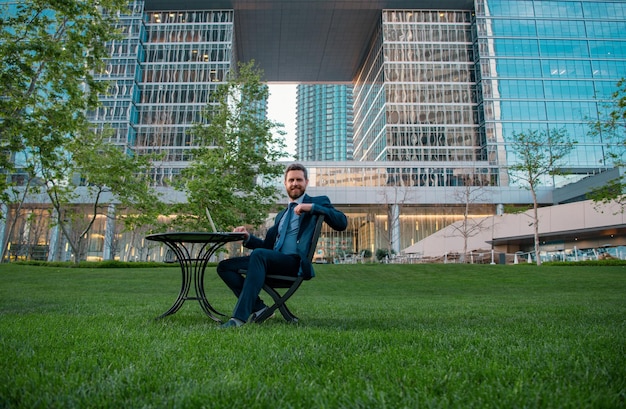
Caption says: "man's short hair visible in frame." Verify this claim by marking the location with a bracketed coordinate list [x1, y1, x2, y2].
[285, 163, 308, 180]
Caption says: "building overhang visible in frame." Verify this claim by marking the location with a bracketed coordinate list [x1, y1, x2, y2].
[490, 224, 626, 248]
[144, 0, 474, 82]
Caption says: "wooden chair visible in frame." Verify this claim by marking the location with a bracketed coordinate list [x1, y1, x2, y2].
[242, 216, 324, 324]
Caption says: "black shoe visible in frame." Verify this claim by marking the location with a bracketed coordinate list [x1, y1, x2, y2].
[249, 306, 268, 322]
[249, 306, 275, 323]
[219, 318, 243, 329]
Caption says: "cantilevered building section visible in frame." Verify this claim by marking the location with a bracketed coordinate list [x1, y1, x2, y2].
[353, 10, 493, 187]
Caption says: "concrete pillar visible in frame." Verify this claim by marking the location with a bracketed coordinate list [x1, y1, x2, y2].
[47, 212, 59, 261]
[47, 210, 69, 262]
[102, 204, 116, 260]
[390, 204, 401, 255]
[496, 203, 504, 215]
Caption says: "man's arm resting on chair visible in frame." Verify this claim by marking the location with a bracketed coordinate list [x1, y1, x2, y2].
[307, 196, 347, 232]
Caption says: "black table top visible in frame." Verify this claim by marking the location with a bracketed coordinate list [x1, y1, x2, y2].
[145, 232, 247, 244]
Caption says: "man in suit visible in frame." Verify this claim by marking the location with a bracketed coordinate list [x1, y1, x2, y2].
[217, 163, 347, 328]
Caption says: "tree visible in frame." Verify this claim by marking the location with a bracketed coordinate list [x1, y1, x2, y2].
[588, 78, 626, 210]
[0, 1, 162, 263]
[0, 0, 126, 216]
[172, 61, 288, 232]
[448, 171, 493, 263]
[508, 128, 576, 266]
[42, 131, 162, 262]
[377, 171, 412, 256]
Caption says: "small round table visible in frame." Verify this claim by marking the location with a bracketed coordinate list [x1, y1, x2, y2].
[145, 232, 246, 321]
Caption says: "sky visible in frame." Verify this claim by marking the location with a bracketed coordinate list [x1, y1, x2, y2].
[267, 83, 297, 160]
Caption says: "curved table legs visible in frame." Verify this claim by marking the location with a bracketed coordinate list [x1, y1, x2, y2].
[156, 240, 229, 322]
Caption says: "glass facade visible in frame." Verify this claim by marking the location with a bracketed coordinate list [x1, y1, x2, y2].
[81, 2, 237, 260]
[475, 0, 626, 186]
[303, 162, 494, 188]
[296, 84, 354, 161]
[89, 2, 235, 187]
[137, 8, 234, 186]
[89, 2, 145, 152]
[352, 10, 495, 187]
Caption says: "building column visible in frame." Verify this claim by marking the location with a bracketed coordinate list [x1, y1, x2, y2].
[390, 204, 401, 255]
[496, 203, 504, 216]
[48, 229, 60, 261]
[102, 204, 116, 260]
[0, 203, 7, 261]
[47, 210, 68, 262]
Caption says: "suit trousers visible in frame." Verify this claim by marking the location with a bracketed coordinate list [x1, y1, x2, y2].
[217, 248, 300, 322]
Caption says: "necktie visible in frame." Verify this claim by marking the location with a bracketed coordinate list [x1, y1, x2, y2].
[274, 203, 295, 251]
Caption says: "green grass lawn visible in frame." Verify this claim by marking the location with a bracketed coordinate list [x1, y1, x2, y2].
[0, 262, 624, 408]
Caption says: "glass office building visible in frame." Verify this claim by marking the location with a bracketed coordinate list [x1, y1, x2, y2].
[296, 84, 354, 161]
[90, 4, 235, 186]
[475, 0, 626, 186]
[92, 0, 626, 191]
[2, 0, 625, 262]
[89, 2, 145, 153]
[353, 2, 626, 190]
[139, 9, 233, 183]
[353, 9, 496, 189]
[60, 3, 237, 260]
[90, 0, 625, 193]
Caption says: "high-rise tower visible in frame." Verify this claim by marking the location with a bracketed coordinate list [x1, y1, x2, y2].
[296, 84, 354, 161]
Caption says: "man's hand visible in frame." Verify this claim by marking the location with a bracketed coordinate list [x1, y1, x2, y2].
[233, 226, 250, 241]
[294, 203, 312, 216]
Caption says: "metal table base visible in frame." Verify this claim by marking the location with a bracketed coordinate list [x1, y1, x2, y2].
[146, 232, 246, 321]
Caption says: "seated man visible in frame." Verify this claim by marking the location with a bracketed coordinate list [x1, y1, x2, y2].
[217, 163, 347, 328]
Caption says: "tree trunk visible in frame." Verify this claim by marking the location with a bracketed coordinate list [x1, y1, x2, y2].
[531, 188, 541, 266]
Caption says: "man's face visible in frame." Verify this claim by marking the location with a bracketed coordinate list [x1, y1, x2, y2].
[284, 170, 308, 200]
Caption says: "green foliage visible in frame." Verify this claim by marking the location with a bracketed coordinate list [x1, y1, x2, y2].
[545, 258, 626, 266]
[0, 0, 127, 216]
[13, 260, 180, 269]
[508, 128, 576, 189]
[172, 61, 287, 231]
[507, 128, 576, 266]
[39, 117, 163, 264]
[502, 204, 531, 214]
[0, 263, 625, 408]
[375, 248, 394, 261]
[0, 1, 163, 262]
[15, 257, 626, 268]
[67, 131, 164, 228]
[587, 176, 625, 208]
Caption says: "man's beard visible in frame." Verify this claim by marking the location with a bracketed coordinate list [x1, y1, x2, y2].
[288, 188, 305, 200]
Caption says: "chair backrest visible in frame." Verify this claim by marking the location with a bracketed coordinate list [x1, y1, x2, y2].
[259, 216, 325, 323]
[305, 216, 325, 262]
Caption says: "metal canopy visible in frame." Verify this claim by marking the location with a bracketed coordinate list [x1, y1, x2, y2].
[144, 0, 474, 82]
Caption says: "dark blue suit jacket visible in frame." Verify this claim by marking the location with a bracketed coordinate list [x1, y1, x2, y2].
[244, 194, 347, 279]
